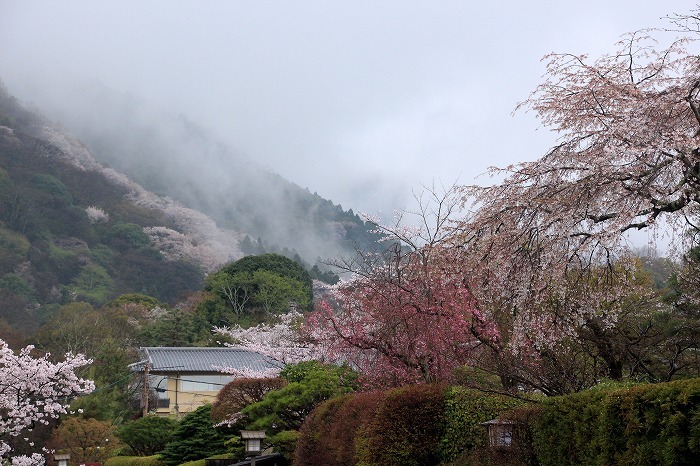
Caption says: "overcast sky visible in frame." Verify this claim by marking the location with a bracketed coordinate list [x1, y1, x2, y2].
[0, 1, 695, 221]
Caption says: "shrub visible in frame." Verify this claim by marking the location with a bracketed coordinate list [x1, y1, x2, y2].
[295, 384, 531, 466]
[117, 415, 179, 456]
[461, 404, 544, 466]
[295, 391, 385, 466]
[354, 384, 448, 466]
[242, 361, 357, 433]
[439, 386, 527, 463]
[159, 405, 234, 466]
[532, 378, 700, 466]
[105, 456, 166, 466]
[211, 377, 287, 424]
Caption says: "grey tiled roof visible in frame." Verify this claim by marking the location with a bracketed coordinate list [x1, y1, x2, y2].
[133, 347, 278, 373]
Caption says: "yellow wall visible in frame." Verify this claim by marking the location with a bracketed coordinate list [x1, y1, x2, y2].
[152, 373, 221, 417]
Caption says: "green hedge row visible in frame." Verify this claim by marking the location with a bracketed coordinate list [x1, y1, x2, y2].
[105, 456, 166, 466]
[296, 378, 700, 465]
[531, 378, 700, 466]
[295, 384, 526, 466]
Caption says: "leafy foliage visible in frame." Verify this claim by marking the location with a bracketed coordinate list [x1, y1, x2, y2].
[532, 378, 700, 466]
[159, 405, 233, 466]
[48, 417, 121, 465]
[207, 254, 313, 316]
[211, 377, 287, 424]
[117, 416, 178, 456]
[440, 386, 527, 462]
[296, 383, 526, 466]
[105, 456, 167, 466]
[239, 361, 357, 456]
[355, 384, 447, 466]
[202, 254, 314, 332]
[295, 391, 384, 466]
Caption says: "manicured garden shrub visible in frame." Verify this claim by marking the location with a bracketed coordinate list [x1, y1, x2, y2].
[355, 384, 448, 466]
[105, 455, 166, 466]
[532, 387, 608, 466]
[295, 384, 531, 466]
[159, 405, 234, 466]
[461, 404, 544, 466]
[296, 378, 700, 466]
[532, 378, 700, 466]
[295, 390, 385, 466]
[117, 415, 179, 456]
[210, 377, 287, 424]
[439, 385, 527, 463]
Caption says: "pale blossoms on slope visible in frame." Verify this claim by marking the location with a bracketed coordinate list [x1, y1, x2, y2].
[85, 205, 109, 224]
[37, 121, 243, 273]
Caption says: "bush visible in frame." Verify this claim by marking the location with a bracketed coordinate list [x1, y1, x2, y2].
[356, 384, 448, 466]
[296, 385, 450, 466]
[295, 379, 700, 466]
[295, 384, 531, 466]
[159, 405, 234, 466]
[532, 378, 700, 466]
[117, 415, 179, 456]
[211, 377, 288, 424]
[440, 386, 527, 463]
[105, 456, 166, 466]
[295, 391, 385, 466]
[460, 404, 544, 466]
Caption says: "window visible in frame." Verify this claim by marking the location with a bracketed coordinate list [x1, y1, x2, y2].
[179, 375, 233, 392]
[149, 375, 169, 399]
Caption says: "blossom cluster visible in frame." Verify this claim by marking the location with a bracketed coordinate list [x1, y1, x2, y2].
[0, 340, 93, 465]
[214, 310, 321, 377]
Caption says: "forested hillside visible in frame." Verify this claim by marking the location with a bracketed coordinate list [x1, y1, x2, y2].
[17, 81, 383, 262]
[0, 82, 360, 339]
[0, 86, 208, 336]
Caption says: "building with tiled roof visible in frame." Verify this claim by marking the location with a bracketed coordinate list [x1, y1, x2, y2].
[130, 347, 278, 416]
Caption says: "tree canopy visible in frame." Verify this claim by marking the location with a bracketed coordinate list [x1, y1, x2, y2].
[306, 11, 700, 394]
[205, 254, 313, 322]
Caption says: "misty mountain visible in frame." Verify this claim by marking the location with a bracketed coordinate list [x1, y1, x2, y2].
[0, 80, 382, 335]
[0, 85, 219, 333]
[20, 81, 381, 262]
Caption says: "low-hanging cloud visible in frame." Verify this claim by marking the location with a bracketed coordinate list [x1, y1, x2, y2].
[0, 0, 689, 232]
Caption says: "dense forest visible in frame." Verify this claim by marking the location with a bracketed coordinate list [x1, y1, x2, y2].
[15, 80, 385, 262]
[0, 82, 372, 342]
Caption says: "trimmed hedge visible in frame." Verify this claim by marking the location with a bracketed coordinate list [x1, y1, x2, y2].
[440, 385, 526, 461]
[295, 378, 700, 466]
[295, 391, 385, 466]
[356, 384, 447, 466]
[105, 456, 166, 466]
[295, 385, 528, 466]
[533, 378, 700, 466]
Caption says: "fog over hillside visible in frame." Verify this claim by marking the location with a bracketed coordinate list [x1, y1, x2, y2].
[1, 1, 690, 261]
[5, 80, 378, 262]
[1, 1, 687, 222]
